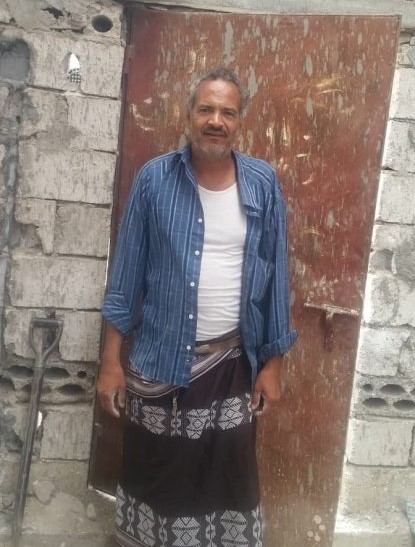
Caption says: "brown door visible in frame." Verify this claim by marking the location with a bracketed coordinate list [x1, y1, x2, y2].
[89, 11, 399, 547]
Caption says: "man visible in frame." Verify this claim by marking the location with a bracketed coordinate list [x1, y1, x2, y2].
[98, 67, 297, 547]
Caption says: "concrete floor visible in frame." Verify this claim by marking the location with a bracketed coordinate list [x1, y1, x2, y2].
[2, 495, 414, 547]
[0, 486, 116, 547]
[1, 535, 116, 547]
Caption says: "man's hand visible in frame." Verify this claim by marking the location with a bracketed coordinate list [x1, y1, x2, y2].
[97, 357, 126, 418]
[96, 322, 126, 418]
[251, 355, 283, 417]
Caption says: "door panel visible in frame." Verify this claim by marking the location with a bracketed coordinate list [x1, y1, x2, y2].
[90, 11, 399, 547]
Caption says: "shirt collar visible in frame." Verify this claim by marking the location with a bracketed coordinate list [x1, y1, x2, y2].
[177, 145, 261, 215]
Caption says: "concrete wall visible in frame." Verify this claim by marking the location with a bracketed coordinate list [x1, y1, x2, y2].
[0, 0, 414, 546]
[334, 31, 415, 547]
[0, 0, 124, 544]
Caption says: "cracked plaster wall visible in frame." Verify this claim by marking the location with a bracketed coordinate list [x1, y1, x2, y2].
[0, 0, 124, 541]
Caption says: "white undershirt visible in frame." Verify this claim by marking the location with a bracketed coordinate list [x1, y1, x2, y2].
[196, 183, 247, 340]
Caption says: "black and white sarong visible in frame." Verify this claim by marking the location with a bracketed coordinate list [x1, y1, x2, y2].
[115, 347, 263, 547]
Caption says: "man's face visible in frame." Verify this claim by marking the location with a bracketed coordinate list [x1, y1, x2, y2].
[188, 79, 242, 160]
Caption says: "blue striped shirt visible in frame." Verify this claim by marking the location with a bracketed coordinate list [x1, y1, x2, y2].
[102, 145, 297, 387]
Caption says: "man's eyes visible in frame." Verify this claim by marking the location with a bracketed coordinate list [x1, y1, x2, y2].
[197, 108, 237, 117]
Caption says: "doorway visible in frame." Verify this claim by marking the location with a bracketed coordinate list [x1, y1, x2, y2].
[90, 11, 399, 546]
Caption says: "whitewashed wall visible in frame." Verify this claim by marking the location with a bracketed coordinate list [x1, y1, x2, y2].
[335, 33, 415, 547]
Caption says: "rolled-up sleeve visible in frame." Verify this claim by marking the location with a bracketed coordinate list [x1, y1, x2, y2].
[102, 170, 149, 337]
[258, 177, 297, 364]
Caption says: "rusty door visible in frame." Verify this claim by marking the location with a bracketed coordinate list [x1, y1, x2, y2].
[90, 11, 399, 547]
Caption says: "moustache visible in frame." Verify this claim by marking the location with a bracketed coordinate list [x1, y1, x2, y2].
[202, 127, 228, 137]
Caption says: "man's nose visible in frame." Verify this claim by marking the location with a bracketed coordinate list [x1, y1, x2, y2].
[208, 111, 223, 126]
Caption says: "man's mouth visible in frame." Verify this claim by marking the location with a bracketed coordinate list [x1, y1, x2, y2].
[203, 131, 226, 137]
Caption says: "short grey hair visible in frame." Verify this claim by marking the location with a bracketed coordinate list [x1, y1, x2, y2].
[188, 67, 249, 115]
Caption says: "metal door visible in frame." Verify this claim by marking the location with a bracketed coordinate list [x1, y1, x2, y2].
[90, 11, 399, 547]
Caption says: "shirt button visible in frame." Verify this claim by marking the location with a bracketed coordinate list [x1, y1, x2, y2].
[190, 282, 195, 287]
[195, 250, 200, 256]
[188, 314, 194, 319]
[186, 345, 191, 351]
[198, 218, 203, 223]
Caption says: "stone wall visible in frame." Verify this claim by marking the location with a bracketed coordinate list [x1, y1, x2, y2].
[0, 0, 124, 543]
[334, 32, 415, 547]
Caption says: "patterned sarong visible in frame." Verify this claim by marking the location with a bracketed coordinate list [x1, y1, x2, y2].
[115, 348, 262, 547]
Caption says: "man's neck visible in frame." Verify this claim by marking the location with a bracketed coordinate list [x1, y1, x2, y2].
[191, 149, 237, 191]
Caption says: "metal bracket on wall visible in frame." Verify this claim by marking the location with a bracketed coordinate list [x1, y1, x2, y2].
[304, 301, 359, 351]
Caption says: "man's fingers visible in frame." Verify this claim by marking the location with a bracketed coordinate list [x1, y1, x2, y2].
[252, 392, 281, 417]
[118, 386, 126, 409]
[110, 393, 120, 418]
[251, 390, 261, 411]
[99, 390, 120, 418]
[96, 364, 125, 418]
[260, 392, 281, 416]
[258, 397, 270, 416]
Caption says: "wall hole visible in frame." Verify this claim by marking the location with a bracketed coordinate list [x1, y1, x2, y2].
[22, 383, 51, 394]
[362, 397, 388, 408]
[7, 365, 33, 378]
[91, 15, 113, 33]
[5, 431, 22, 452]
[380, 384, 406, 395]
[77, 370, 87, 379]
[362, 383, 373, 392]
[393, 400, 415, 410]
[58, 384, 86, 396]
[42, 7, 64, 19]
[67, 53, 81, 84]
[44, 367, 70, 380]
